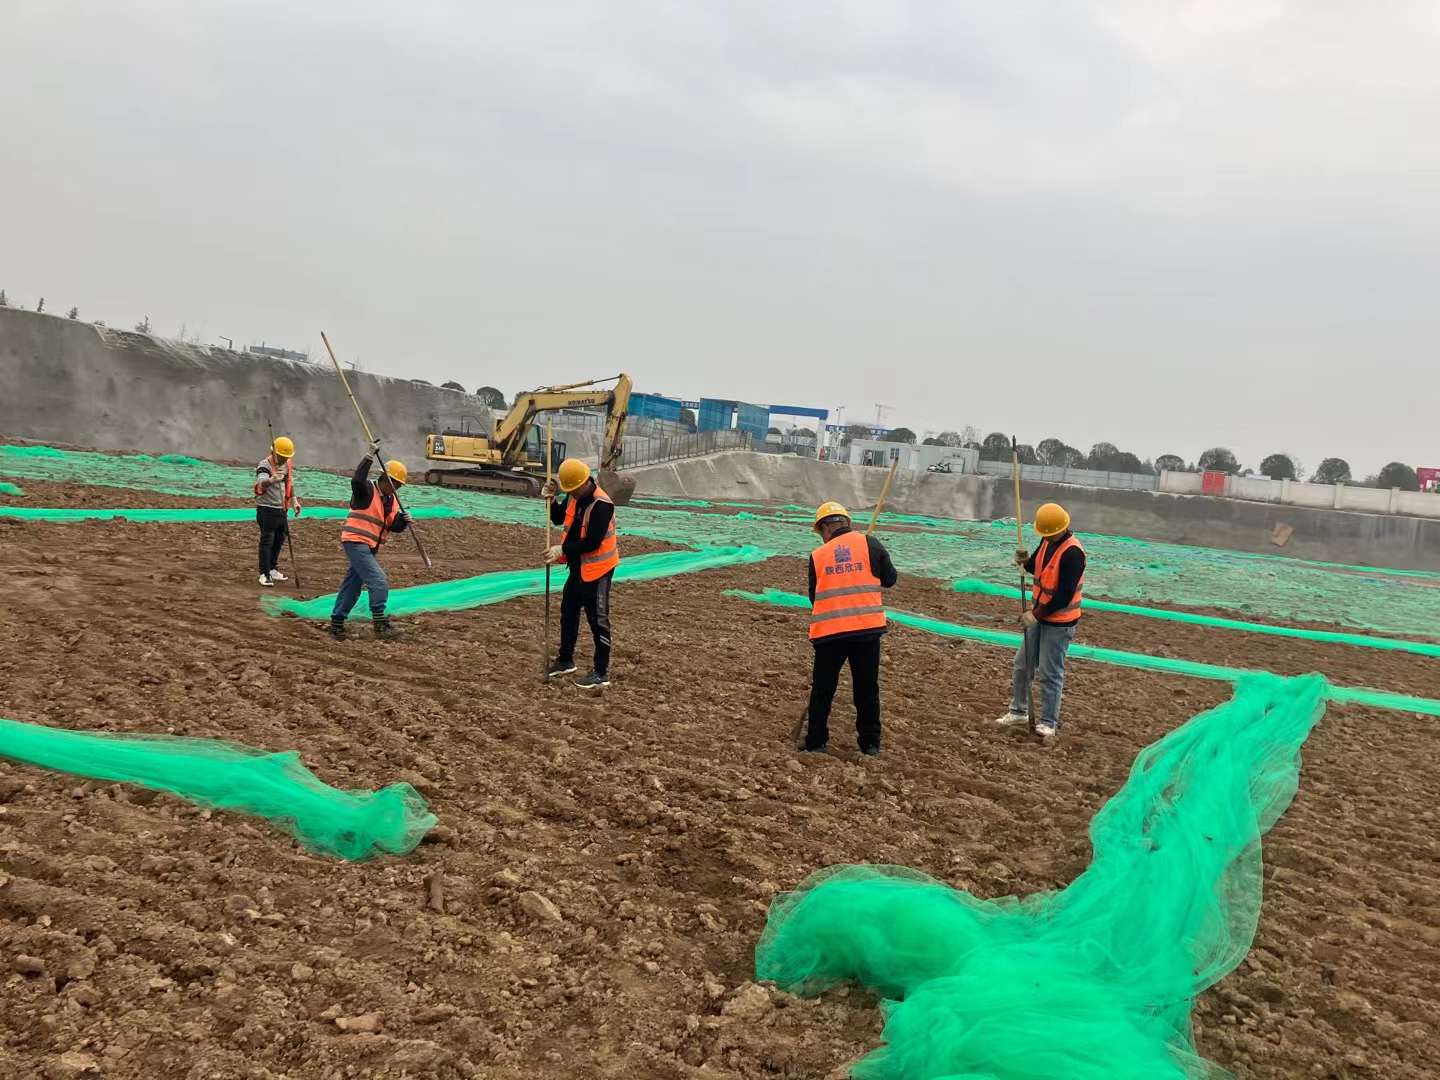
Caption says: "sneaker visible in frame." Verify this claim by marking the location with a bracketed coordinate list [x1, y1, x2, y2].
[267, 568, 288, 582]
[799, 741, 827, 754]
[575, 671, 610, 691]
[994, 711, 1028, 726]
[328, 619, 347, 640]
[258, 573, 273, 587]
[372, 616, 402, 641]
[546, 658, 578, 680]
[1034, 722, 1059, 741]
[860, 745, 881, 757]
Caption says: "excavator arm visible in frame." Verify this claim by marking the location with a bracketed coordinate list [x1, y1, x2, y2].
[493, 374, 633, 469]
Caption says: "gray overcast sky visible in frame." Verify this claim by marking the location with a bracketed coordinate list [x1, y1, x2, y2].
[3, 1, 1437, 477]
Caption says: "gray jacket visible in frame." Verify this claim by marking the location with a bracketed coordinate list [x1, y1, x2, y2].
[255, 455, 292, 510]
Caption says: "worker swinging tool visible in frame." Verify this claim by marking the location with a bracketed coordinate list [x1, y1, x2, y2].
[321, 331, 427, 641]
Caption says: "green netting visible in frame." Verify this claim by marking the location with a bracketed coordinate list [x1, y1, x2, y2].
[0, 505, 464, 524]
[952, 578, 1440, 658]
[0, 716, 435, 860]
[755, 673, 1327, 1078]
[6, 443, 1439, 638]
[727, 589, 1440, 716]
[266, 545, 770, 620]
[0, 481, 22, 496]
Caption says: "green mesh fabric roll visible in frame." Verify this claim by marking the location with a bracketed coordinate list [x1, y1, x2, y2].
[265, 545, 772, 620]
[0, 717, 435, 861]
[0, 481, 22, 496]
[0, 505, 463, 523]
[755, 674, 1328, 1079]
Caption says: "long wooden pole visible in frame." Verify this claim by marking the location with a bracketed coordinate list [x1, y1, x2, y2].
[867, 456, 901, 536]
[1011, 437, 1026, 615]
[320, 331, 432, 568]
[543, 419, 553, 678]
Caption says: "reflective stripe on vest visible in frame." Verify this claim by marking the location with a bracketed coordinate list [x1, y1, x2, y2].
[339, 485, 398, 549]
[563, 485, 621, 582]
[809, 532, 886, 640]
[1030, 534, 1085, 624]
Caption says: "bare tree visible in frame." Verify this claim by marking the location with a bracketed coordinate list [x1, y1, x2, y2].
[66, 306, 79, 319]
[36, 297, 45, 313]
[135, 315, 152, 334]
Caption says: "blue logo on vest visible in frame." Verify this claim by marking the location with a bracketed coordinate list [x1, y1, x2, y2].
[834, 544, 852, 564]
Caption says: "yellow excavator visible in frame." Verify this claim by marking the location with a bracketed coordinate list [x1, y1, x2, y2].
[423, 373, 636, 505]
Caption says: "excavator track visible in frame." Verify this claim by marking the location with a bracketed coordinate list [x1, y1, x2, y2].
[423, 468, 542, 497]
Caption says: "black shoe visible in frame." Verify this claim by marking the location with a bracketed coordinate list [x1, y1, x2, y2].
[546, 658, 578, 680]
[575, 671, 610, 690]
[860, 745, 881, 757]
[372, 616, 402, 641]
[799, 742, 827, 754]
[328, 619, 347, 640]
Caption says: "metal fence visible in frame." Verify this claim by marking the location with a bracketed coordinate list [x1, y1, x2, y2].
[620, 429, 753, 469]
[974, 459, 1159, 491]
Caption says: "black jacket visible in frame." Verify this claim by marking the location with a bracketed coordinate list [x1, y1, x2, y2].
[549, 483, 615, 575]
[350, 456, 409, 534]
[807, 528, 899, 644]
[1024, 530, 1084, 620]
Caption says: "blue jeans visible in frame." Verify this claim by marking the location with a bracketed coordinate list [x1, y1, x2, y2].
[332, 541, 390, 620]
[1011, 620, 1077, 728]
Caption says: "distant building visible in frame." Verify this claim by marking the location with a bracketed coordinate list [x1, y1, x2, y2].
[248, 344, 309, 363]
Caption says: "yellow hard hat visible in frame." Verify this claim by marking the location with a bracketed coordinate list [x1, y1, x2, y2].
[557, 458, 592, 493]
[1034, 502, 1070, 537]
[272, 435, 294, 459]
[384, 459, 408, 486]
[814, 501, 850, 531]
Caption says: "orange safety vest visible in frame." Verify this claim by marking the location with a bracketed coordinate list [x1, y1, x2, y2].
[809, 532, 886, 640]
[563, 485, 620, 582]
[339, 484, 399, 550]
[1031, 534, 1085, 624]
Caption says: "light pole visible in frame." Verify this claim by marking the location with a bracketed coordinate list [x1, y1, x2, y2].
[218, 335, 233, 350]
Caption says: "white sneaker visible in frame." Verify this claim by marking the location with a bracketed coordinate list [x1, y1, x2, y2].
[1034, 722, 1059, 740]
[994, 711, 1029, 726]
[267, 569, 288, 582]
[258, 573, 273, 587]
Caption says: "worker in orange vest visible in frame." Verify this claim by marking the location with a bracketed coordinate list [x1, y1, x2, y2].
[995, 502, 1086, 742]
[800, 501, 898, 756]
[329, 445, 411, 641]
[542, 458, 620, 690]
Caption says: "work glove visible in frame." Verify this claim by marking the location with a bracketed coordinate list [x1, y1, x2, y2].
[1013, 549, 1028, 568]
[1020, 610, 1038, 629]
[540, 479, 558, 499]
[292, 498, 304, 517]
[368, 438, 383, 458]
[543, 544, 564, 565]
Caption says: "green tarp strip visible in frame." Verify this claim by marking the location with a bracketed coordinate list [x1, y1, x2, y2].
[754, 674, 1329, 1077]
[727, 589, 1440, 716]
[952, 577, 1440, 658]
[0, 481, 22, 496]
[0, 717, 435, 861]
[268, 546, 771, 620]
[0, 505, 464, 523]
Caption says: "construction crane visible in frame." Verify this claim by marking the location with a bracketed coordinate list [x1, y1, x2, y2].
[423, 374, 635, 504]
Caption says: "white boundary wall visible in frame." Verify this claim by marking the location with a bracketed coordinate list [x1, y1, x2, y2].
[1159, 471, 1440, 519]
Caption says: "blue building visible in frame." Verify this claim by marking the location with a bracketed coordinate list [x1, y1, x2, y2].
[628, 392, 685, 423]
[698, 398, 770, 442]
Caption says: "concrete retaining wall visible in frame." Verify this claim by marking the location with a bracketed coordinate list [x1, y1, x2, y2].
[630, 451, 1440, 569]
[0, 307, 492, 471]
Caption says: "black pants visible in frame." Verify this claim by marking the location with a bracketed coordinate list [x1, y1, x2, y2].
[805, 634, 882, 751]
[559, 570, 612, 675]
[257, 506, 287, 575]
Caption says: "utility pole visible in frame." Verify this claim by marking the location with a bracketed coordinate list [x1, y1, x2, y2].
[218, 335, 233, 350]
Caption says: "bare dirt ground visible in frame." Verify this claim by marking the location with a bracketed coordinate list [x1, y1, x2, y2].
[1, 484, 1438, 1079]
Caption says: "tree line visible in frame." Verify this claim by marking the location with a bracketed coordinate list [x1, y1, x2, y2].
[846, 423, 1426, 491]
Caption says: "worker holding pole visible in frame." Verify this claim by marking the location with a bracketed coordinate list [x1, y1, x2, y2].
[328, 444, 412, 641]
[995, 502, 1086, 742]
[799, 500, 899, 756]
[541, 458, 620, 690]
[254, 434, 301, 587]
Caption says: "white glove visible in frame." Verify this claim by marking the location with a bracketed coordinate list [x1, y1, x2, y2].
[543, 544, 564, 565]
[1020, 610, 1038, 628]
[540, 479, 558, 499]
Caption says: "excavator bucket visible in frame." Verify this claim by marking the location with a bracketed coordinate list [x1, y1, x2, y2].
[599, 469, 636, 507]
